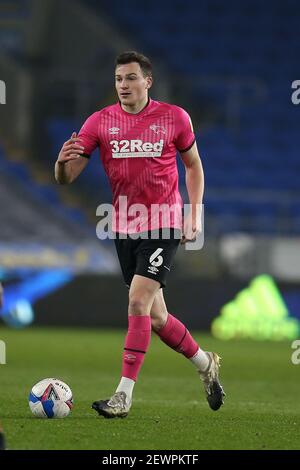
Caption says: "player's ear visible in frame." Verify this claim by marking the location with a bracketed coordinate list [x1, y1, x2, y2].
[146, 76, 153, 89]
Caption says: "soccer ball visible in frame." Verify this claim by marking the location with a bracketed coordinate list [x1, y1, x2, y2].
[29, 378, 73, 418]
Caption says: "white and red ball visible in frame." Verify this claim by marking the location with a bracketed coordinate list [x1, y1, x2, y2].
[29, 378, 73, 418]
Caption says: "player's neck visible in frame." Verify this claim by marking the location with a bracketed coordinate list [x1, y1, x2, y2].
[121, 96, 149, 114]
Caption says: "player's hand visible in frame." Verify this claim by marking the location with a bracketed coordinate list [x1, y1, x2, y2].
[181, 210, 202, 244]
[57, 132, 85, 163]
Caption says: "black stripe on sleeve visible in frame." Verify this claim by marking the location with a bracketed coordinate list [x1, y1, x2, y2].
[178, 138, 196, 153]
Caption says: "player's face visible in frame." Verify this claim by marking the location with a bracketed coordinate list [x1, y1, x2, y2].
[115, 62, 152, 108]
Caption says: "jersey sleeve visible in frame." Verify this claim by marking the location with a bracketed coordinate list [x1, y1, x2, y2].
[77, 112, 100, 157]
[173, 106, 196, 153]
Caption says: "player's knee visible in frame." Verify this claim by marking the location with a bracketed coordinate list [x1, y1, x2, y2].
[128, 296, 150, 315]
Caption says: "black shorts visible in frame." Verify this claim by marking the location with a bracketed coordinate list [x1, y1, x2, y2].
[114, 229, 181, 288]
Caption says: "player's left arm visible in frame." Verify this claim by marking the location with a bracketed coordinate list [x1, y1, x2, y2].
[180, 141, 204, 243]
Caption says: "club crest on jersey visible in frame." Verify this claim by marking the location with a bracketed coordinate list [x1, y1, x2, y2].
[109, 127, 120, 135]
[110, 139, 164, 158]
[150, 124, 166, 135]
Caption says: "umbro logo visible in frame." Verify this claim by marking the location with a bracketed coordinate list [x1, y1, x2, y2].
[109, 127, 120, 135]
[150, 124, 166, 135]
[125, 353, 136, 363]
[147, 266, 159, 274]
[148, 266, 159, 273]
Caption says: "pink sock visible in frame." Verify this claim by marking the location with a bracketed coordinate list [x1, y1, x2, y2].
[122, 315, 151, 381]
[156, 313, 199, 358]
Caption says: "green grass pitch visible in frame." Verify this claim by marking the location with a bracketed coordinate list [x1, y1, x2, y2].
[0, 326, 299, 450]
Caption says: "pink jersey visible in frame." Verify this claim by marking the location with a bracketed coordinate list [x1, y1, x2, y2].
[78, 98, 195, 233]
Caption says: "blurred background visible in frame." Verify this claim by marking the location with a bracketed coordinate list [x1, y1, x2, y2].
[0, 0, 299, 337]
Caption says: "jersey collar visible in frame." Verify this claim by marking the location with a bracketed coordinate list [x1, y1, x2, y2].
[118, 98, 151, 117]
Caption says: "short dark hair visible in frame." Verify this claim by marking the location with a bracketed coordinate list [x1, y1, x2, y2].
[115, 51, 152, 78]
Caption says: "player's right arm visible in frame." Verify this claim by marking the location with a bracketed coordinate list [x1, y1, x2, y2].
[55, 111, 100, 184]
[55, 132, 89, 184]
